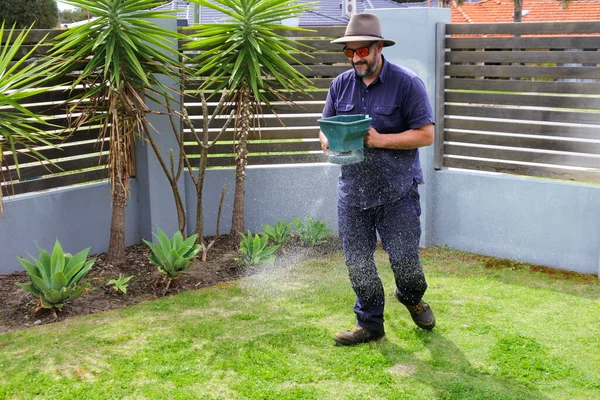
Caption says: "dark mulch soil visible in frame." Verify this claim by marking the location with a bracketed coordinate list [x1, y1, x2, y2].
[0, 235, 341, 334]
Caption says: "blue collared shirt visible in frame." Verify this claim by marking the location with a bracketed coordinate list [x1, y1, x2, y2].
[322, 56, 434, 209]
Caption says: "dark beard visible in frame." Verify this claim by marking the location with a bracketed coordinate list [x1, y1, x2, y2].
[353, 58, 378, 78]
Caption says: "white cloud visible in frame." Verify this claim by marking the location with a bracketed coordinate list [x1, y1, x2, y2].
[56, 1, 74, 11]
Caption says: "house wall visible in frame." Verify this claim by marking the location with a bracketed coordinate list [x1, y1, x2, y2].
[0, 182, 140, 274]
[431, 170, 600, 275]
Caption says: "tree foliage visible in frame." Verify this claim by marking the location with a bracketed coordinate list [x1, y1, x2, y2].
[0, 0, 58, 29]
[58, 8, 90, 24]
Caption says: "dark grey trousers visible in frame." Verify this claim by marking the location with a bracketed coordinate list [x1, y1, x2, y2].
[338, 183, 428, 331]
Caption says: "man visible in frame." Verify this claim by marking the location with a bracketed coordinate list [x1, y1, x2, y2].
[320, 13, 436, 345]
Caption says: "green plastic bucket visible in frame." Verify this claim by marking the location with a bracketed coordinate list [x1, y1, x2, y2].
[317, 114, 372, 153]
[317, 114, 371, 165]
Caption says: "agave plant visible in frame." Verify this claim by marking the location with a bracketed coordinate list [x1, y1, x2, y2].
[48, 0, 185, 266]
[144, 229, 201, 291]
[0, 23, 60, 213]
[293, 216, 331, 247]
[16, 240, 95, 317]
[185, 0, 316, 241]
[235, 230, 279, 267]
[263, 220, 293, 246]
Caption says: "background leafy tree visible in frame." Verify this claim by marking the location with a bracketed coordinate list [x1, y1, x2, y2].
[0, 0, 58, 29]
[58, 8, 90, 24]
[185, 0, 316, 242]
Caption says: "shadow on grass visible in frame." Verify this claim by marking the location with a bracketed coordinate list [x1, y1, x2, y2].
[378, 331, 548, 400]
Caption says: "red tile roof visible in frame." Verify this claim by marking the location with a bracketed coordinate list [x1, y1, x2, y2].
[451, 0, 600, 23]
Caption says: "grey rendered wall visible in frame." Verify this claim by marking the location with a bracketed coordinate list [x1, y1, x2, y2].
[431, 170, 600, 275]
[185, 163, 341, 237]
[0, 182, 140, 274]
[371, 8, 451, 246]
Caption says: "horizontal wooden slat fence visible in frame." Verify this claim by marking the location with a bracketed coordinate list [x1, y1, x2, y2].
[435, 21, 600, 183]
[181, 26, 347, 167]
[1, 28, 109, 197]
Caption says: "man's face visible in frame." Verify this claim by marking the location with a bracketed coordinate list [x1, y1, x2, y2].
[343, 41, 380, 78]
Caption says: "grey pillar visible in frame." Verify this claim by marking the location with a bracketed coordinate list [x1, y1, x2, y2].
[371, 8, 451, 247]
[135, 17, 185, 240]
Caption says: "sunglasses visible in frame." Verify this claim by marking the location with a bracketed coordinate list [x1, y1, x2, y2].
[343, 43, 376, 58]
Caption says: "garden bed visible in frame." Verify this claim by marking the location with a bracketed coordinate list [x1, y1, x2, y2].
[0, 235, 342, 334]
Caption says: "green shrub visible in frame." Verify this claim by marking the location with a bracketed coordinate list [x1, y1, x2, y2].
[263, 220, 294, 246]
[293, 216, 331, 246]
[144, 229, 201, 280]
[107, 274, 133, 294]
[235, 230, 279, 267]
[16, 240, 94, 310]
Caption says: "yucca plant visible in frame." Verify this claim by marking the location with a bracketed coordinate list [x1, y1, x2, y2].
[16, 240, 95, 319]
[235, 230, 279, 267]
[263, 220, 293, 247]
[184, 0, 316, 241]
[0, 23, 60, 213]
[293, 216, 331, 247]
[48, 0, 185, 266]
[144, 229, 201, 291]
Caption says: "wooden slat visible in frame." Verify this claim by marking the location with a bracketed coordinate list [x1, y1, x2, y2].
[20, 87, 87, 105]
[446, 50, 600, 64]
[445, 131, 600, 154]
[190, 115, 321, 130]
[446, 21, 600, 36]
[445, 104, 600, 125]
[10, 154, 109, 180]
[11, 44, 52, 59]
[184, 77, 333, 91]
[184, 128, 320, 142]
[185, 141, 320, 155]
[289, 52, 348, 64]
[444, 118, 600, 140]
[444, 144, 600, 169]
[446, 36, 600, 50]
[445, 78, 600, 95]
[3, 140, 107, 168]
[0, 29, 60, 44]
[1, 168, 108, 197]
[293, 39, 345, 51]
[292, 64, 348, 78]
[186, 101, 325, 116]
[204, 153, 328, 167]
[444, 157, 600, 183]
[183, 90, 328, 103]
[273, 26, 346, 37]
[8, 127, 103, 151]
[445, 92, 600, 110]
[435, 21, 446, 170]
[445, 65, 600, 79]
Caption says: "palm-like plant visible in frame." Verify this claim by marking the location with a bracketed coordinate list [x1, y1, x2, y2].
[48, 0, 184, 265]
[184, 0, 316, 241]
[0, 23, 59, 213]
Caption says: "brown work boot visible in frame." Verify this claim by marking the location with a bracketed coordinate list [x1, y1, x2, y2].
[333, 325, 385, 345]
[395, 289, 436, 330]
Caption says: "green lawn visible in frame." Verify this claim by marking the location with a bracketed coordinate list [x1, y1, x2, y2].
[1, 247, 599, 399]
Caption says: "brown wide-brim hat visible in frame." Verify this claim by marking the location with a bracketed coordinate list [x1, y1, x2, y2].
[331, 13, 395, 47]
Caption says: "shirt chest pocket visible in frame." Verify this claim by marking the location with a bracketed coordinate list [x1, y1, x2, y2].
[335, 102, 355, 115]
[373, 104, 400, 132]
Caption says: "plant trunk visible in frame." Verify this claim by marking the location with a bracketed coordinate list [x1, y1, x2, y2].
[514, 1, 522, 23]
[230, 87, 251, 242]
[106, 174, 127, 265]
[195, 147, 208, 245]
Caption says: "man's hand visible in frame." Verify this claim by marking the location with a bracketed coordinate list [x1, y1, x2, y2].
[363, 127, 382, 148]
[319, 131, 329, 152]
[363, 123, 434, 150]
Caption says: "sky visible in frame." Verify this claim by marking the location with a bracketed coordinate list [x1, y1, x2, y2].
[56, 1, 73, 11]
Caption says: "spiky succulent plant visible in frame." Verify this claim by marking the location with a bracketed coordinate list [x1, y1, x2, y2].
[16, 240, 94, 310]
